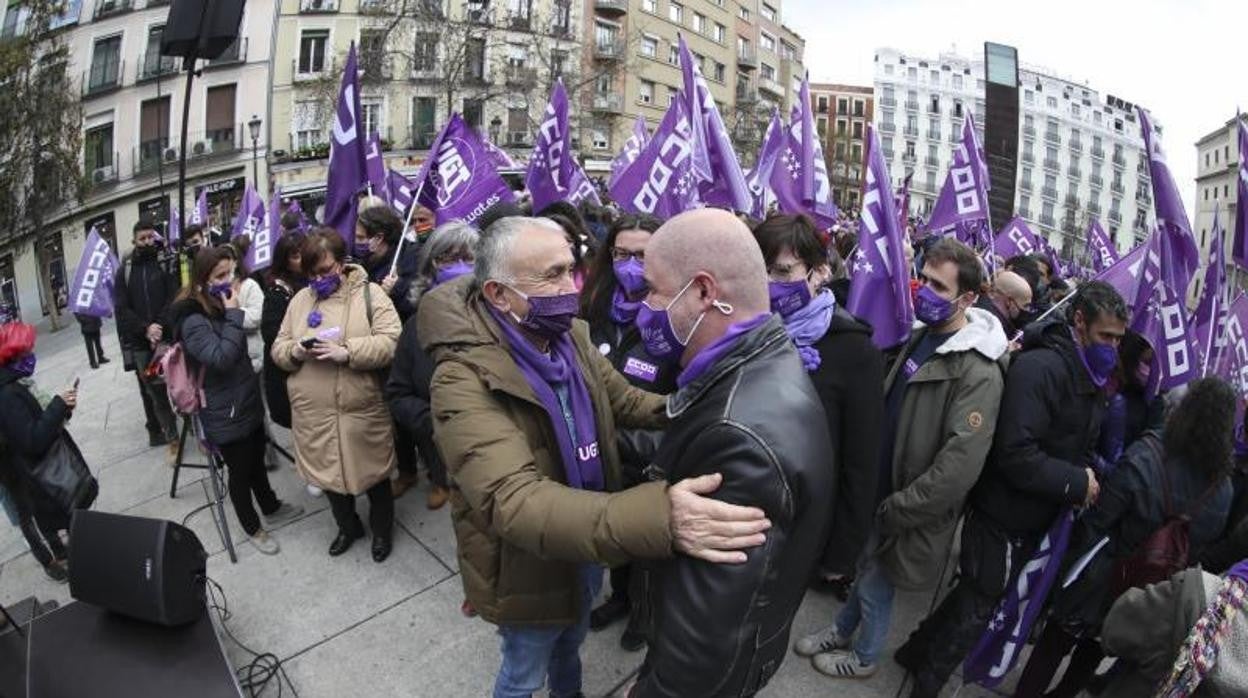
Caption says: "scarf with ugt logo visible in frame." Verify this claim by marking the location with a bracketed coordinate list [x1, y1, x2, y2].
[414, 114, 515, 229]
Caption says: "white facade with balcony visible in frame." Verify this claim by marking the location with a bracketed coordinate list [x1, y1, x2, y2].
[873, 47, 1157, 261]
[1190, 115, 1246, 304]
[0, 0, 275, 326]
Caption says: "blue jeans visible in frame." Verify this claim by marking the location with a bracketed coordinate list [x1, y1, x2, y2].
[493, 565, 603, 698]
[834, 542, 895, 665]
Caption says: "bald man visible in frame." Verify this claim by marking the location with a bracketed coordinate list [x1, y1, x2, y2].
[976, 269, 1033, 340]
[628, 209, 835, 698]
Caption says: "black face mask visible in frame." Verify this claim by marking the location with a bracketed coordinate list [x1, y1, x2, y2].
[184, 245, 200, 258]
[134, 245, 158, 260]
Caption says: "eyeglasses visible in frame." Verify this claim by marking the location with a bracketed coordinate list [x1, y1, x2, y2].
[434, 252, 474, 266]
[610, 248, 645, 263]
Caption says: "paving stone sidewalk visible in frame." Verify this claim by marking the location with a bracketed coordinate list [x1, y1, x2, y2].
[0, 320, 1023, 697]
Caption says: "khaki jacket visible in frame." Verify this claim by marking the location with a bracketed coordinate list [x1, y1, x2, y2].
[418, 277, 670, 626]
[272, 264, 400, 495]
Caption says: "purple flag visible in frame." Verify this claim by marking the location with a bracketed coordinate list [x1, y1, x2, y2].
[567, 162, 602, 208]
[415, 114, 516, 227]
[1131, 228, 1201, 394]
[993, 216, 1044, 260]
[484, 139, 517, 170]
[744, 111, 785, 220]
[1137, 107, 1200, 298]
[1035, 233, 1066, 280]
[1095, 242, 1148, 307]
[1215, 293, 1248, 404]
[188, 190, 210, 229]
[679, 35, 751, 212]
[847, 125, 912, 349]
[1085, 219, 1119, 273]
[964, 510, 1075, 688]
[323, 43, 368, 245]
[526, 80, 577, 212]
[1194, 207, 1229, 376]
[896, 172, 913, 234]
[230, 185, 268, 269]
[240, 190, 282, 272]
[167, 204, 181, 246]
[365, 131, 388, 202]
[609, 98, 701, 219]
[1233, 117, 1248, 269]
[69, 227, 121, 318]
[609, 115, 650, 189]
[284, 198, 310, 233]
[387, 169, 419, 218]
[928, 111, 991, 236]
[771, 95, 838, 229]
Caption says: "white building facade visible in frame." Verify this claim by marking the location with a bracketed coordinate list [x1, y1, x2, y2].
[873, 47, 1156, 261]
[1191, 115, 1245, 302]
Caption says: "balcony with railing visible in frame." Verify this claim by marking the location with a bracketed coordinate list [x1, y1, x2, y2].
[1111, 181, 1125, 194]
[87, 153, 120, 190]
[1041, 186, 1058, 200]
[904, 100, 919, 112]
[879, 96, 896, 108]
[1021, 151, 1035, 164]
[132, 126, 243, 176]
[1040, 213, 1055, 227]
[759, 76, 783, 97]
[1091, 146, 1105, 160]
[595, 0, 628, 14]
[505, 66, 538, 87]
[1109, 210, 1122, 224]
[879, 122, 896, 134]
[361, 56, 395, 82]
[94, 0, 133, 20]
[902, 152, 916, 165]
[927, 129, 940, 140]
[207, 38, 248, 68]
[1090, 174, 1103, 188]
[81, 60, 124, 98]
[1023, 124, 1036, 137]
[1112, 152, 1126, 167]
[737, 48, 757, 70]
[1043, 157, 1060, 171]
[925, 155, 940, 168]
[410, 127, 438, 149]
[735, 84, 758, 104]
[300, 0, 339, 13]
[592, 92, 623, 114]
[903, 125, 918, 137]
[136, 52, 178, 82]
[1088, 202, 1101, 215]
[292, 57, 336, 81]
[1044, 129, 1060, 144]
[1136, 189, 1151, 205]
[1019, 206, 1031, 218]
[1067, 165, 1081, 180]
[595, 38, 624, 61]
[1069, 140, 1083, 153]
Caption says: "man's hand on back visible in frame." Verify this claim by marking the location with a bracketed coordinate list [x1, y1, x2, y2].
[668, 473, 771, 564]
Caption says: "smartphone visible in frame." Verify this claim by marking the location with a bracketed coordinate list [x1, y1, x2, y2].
[73, 377, 80, 389]
[300, 336, 318, 349]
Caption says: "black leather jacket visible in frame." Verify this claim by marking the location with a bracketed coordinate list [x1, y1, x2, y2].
[633, 315, 836, 698]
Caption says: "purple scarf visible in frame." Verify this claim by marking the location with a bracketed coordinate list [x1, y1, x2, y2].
[609, 286, 642, 325]
[677, 313, 771, 389]
[780, 290, 836, 372]
[487, 306, 604, 491]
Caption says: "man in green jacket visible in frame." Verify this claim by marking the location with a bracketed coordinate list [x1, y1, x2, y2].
[794, 237, 1008, 681]
[419, 216, 772, 698]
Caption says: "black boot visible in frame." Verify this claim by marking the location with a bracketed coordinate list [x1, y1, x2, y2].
[329, 518, 364, 557]
[371, 534, 392, 563]
[590, 595, 630, 631]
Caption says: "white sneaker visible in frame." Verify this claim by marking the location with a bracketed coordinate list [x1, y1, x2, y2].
[263, 502, 305, 527]
[794, 624, 850, 657]
[813, 649, 878, 679]
[306, 484, 323, 498]
[248, 530, 280, 555]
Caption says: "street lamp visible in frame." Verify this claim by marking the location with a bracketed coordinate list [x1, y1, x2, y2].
[248, 115, 263, 194]
[489, 116, 502, 145]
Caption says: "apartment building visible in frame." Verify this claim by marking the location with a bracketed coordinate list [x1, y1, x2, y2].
[1191, 114, 1246, 302]
[809, 83, 873, 210]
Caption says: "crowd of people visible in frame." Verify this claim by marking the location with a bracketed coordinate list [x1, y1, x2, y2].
[2, 190, 1247, 698]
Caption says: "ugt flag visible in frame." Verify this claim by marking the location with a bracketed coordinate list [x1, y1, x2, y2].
[993, 216, 1044, 260]
[1233, 116, 1248, 269]
[1193, 207, 1229, 376]
[526, 79, 577, 213]
[610, 115, 650, 189]
[323, 42, 368, 245]
[610, 97, 701, 219]
[928, 111, 991, 237]
[963, 510, 1074, 688]
[679, 35, 751, 212]
[1137, 107, 1199, 298]
[847, 124, 911, 349]
[744, 110, 785, 220]
[771, 81, 838, 228]
[69, 227, 121, 318]
[415, 113, 515, 228]
[1085, 218, 1119, 273]
[365, 131, 388, 202]
[1131, 228, 1201, 395]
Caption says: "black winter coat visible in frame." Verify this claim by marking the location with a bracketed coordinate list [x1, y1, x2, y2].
[384, 313, 443, 475]
[114, 251, 179, 353]
[172, 300, 264, 446]
[810, 308, 885, 575]
[366, 242, 421, 322]
[261, 279, 297, 428]
[971, 319, 1103, 537]
[74, 312, 102, 334]
[633, 316, 835, 698]
[0, 368, 73, 528]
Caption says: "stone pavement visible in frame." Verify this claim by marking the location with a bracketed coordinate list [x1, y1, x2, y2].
[0, 319, 1023, 697]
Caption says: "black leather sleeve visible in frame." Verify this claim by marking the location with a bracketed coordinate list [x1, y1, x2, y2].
[633, 421, 790, 698]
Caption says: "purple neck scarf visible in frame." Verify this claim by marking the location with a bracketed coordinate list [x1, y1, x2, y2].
[1230, 559, 1248, 584]
[677, 313, 771, 389]
[781, 290, 836, 372]
[609, 286, 642, 326]
[487, 305, 604, 491]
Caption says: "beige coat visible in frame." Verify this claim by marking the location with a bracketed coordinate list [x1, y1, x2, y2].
[271, 264, 400, 495]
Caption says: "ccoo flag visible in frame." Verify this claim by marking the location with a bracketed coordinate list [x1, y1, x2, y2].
[993, 216, 1044, 260]
[243, 189, 283, 272]
[610, 115, 650, 188]
[610, 97, 701, 219]
[678, 35, 751, 212]
[1233, 116, 1248, 269]
[526, 79, 577, 213]
[1137, 107, 1200, 298]
[230, 184, 266, 243]
[1130, 228, 1201, 395]
[847, 125, 912, 349]
[69, 227, 121, 318]
[928, 111, 991, 238]
[323, 42, 368, 246]
[771, 90, 838, 229]
[744, 110, 786, 220]
[414, 114, 515, 228]
[1193, 207, 1229, 375]
[1085, 218, 1119, 274]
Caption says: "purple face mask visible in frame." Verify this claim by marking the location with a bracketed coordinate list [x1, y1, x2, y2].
[1076, 340, 1119, 388]
[434, 261, 474, 287]
[913, 285, 957, 327]
[636, 277, 706, 364]
[208, 281, 233, 300]
[310, 273, 341, 299]
[613, 258, 647, 298]
[9, 353, 36, 377]
[507, 285, 580, 340]
[768, 279, 812, 318]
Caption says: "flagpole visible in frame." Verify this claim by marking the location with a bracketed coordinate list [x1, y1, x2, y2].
[388, 179, 428, 277]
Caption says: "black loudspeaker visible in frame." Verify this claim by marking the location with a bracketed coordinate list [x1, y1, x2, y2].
[69, 511, 208, 627]
[159, 0, 246, 61]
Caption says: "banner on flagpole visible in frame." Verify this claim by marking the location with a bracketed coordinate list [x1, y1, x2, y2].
[68, 227, 121, 318]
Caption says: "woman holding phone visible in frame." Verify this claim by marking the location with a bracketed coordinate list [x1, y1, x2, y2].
[271, 229, 402, 562]
[170, 247, 303, 555]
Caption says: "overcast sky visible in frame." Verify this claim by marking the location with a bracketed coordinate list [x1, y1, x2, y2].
[784, 0, 1248, 216]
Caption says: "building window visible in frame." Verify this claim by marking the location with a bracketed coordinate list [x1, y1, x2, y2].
[412, 96, 436, 146]
[360, 29, 387, 76]
[693, 13, 705, 33]
[1046, 95, 1057, 108]
[138, 96, 172, 167]
[713, 61, 725, 82]
[816, 118, 826, 138]
[760, 32, 775, 52]
[930, 69, 939, 83]
[462, 99, 483, 129]
[551, 49, 568, 78]
[205, 84, 236, 146]
[642, 0, 656, 10]
[669, 2, 683, 23]
[466, 37, 485, 80]
[413, 33, 438, 72]
[294, 100, 324, 148]
[84, 123, 115, 174]
[592, 128, 609, 150]
[713, 23, 725, 43]
[89, 35, 123, 90]
[851, 144, 861, 161]
[760, 62, 775, 80]
[952, 74, 963, 90]
[668, 45, 678, 65]
[761, 3, 776, 21]
[640, 35, 658, 58]
[837, 97, 847, 115]
[884, 63, 894, 76]
[298, 30, 329, 74]
[852, 121, 863, 139]
[817, 96, 828, 113]
[854, 99, 864, 116]
[738, 5, 749, 20]
[667, 86, 679, 106]
[361, 101, 384, 137]
[907, 66, 917, 80]
[836, 119, 846, 135]
[1024, 90, 1033, 104]
[639, 80, 654, 104]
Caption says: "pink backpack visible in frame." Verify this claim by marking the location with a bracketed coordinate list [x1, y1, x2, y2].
[159, 343, 206, 414]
